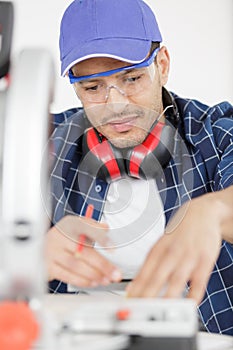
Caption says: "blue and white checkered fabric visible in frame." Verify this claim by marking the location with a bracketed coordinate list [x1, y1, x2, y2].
[49, 90, 233, 335]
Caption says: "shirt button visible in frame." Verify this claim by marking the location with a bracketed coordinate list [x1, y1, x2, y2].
[95, 184, 102, 193]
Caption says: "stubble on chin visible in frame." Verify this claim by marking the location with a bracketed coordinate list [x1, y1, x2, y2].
[106, 128, 149, 149]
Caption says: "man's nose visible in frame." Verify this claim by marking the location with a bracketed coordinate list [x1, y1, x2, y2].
[105, 85, 129, 113]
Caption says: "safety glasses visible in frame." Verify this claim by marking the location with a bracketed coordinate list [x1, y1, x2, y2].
[68, 48, 159, 84]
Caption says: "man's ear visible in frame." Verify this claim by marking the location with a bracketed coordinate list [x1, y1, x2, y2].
[156, 46, 170, 86]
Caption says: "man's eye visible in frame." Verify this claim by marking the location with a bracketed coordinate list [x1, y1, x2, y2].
[84, 85, 99, 92]
[125, 74, 142, 83]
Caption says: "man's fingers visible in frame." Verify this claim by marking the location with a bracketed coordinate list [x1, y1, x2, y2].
[50, 247, 122, 286]
[127, 237, 183, 297]
[163, 255, 196, 298]
[126, 240, 166, 297]
[187, 257, 214, 304]
[49, 262, 94, 287]
[73, 247, 122, 282]
[46, 215, 122, 285]
[54, 215, 112, 247]
[55, 250, 109, 285]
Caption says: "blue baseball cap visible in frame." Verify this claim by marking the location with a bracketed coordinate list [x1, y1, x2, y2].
[59, 0, 162, 76]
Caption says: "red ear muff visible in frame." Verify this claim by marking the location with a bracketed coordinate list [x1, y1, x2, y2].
[125, 121, 174, 179]
[81, 121, 175, 182]
[81, 128, 125, 181]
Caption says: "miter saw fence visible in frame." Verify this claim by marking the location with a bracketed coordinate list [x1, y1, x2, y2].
[47, 295, 198, 350]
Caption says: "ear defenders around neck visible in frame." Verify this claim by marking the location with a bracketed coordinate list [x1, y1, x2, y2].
[80, 121, 175, 182]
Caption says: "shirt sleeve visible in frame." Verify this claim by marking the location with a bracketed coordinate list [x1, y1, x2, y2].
[212, 115, 233, 190]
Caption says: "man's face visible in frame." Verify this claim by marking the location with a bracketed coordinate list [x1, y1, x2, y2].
[72, 47, 170, 148]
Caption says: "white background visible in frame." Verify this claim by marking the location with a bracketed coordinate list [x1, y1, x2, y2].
[4, 0, 233, 112]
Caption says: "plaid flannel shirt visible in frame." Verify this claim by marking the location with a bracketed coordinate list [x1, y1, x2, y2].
[50, 90, 233, 335]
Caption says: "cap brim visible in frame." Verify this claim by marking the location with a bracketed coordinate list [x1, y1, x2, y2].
[61, 38, 152, 76]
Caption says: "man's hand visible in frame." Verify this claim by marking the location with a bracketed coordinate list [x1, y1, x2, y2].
[45, 215, 122, 287]
[126, 190, 233, 304]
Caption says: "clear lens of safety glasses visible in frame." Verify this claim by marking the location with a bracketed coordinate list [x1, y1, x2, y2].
[74, 64, 156, 103]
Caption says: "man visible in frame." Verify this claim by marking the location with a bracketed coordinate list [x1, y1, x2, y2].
[46, 0, 233, 335]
